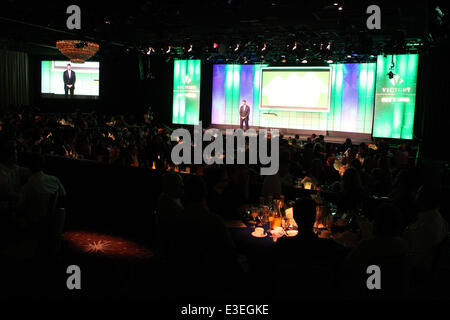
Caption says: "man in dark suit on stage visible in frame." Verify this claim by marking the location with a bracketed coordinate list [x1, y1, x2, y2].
[63, 63, 76, 98]
[239, 100, 250, 131]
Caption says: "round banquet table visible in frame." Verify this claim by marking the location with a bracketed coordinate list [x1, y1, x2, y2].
[226, 221, 282, 273]
[226, 219, 358, 272]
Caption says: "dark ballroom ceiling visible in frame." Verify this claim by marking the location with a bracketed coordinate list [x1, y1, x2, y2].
[0, 0, 448, 63]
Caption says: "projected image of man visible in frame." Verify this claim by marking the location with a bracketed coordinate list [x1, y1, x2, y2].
[63, 63, 76, 98]
[239, 100, 250, 131]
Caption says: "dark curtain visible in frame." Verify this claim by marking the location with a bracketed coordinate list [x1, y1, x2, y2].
[0, 50, 29, 109]
[415, 43, 450, 160]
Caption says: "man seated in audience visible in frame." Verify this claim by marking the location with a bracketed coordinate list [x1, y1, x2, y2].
[169, 175, 242, 295]
[17, 152, 66, 233]
[204, 166, 231, 218]
[323, 156, 340, 185]
[343, 203, 409, 296]
[341, 138, 352, 153]
[403, 185, 449, 272]
[390, 169, 418, 227]
[223, 165, 250, 218]
[261, 150, 293, 198]
[275, 198, 345, 264]
[0, 139, 30, 210]
[336, 167, 370, 213]
[157, 171, 184, 221]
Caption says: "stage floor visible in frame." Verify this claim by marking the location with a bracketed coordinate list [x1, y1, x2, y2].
[207, 124, 373, 145]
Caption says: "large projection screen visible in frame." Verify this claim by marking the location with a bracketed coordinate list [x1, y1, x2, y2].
[211, 63, 376, 133]
[260, 67, 331, 112]
[41, 60, 99, 98]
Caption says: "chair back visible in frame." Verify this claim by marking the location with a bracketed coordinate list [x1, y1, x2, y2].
[432, 234, 450, 272]
[364, 254, 411, 299]
[152, 209, 166, 262]
[276, 261, 336, 298]
[431, 234, 450, 292]
[37, 190, 65, 257]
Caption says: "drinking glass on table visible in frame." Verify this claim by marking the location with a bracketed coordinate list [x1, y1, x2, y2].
[256, 207, 264, 227]
[282, 217, 291, 233]
[251, 207, 259, 224]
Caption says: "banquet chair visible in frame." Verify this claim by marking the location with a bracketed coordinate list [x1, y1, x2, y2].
[429, 234, 450, 296]
[344, 254, 411, 299]
[36, 190, 66, 257]
[151, 209, 166, 263]
[276, 261, 337, 298]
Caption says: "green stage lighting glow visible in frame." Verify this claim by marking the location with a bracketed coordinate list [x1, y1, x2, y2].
[172, 60, 201, 125]
[373, 54, 419, 139]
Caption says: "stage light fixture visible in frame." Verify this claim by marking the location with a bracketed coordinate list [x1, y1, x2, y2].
[301, 59, 308, 63]
[436, 6, 445, 24]
[261, 42, 268, 52]
[387, 55, 395, 79]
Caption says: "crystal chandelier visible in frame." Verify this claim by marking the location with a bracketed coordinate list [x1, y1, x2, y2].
[56, 40, 99, 63]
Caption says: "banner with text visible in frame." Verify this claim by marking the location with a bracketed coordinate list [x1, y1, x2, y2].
[172, 60, 201, 125]
[373, 54, 418, 139]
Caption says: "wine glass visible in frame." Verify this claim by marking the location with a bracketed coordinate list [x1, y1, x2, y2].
[282, 217, 291, 235]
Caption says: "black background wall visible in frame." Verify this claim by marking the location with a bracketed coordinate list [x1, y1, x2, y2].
[415, 43, 450, 160]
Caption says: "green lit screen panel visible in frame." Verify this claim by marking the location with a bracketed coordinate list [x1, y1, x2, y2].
[327, 63, 376, 134]
[172, 60, 201, 125]
[261, 68, 331, 112]
[212, 63, 375, 133]
[41, 60, 99, 97]
[373, 54, 419, 139]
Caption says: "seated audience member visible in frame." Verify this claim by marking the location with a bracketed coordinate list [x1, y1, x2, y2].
[204, 166, 230, 218]
[357, 142, 369, 162]
[390, 169, 417, 226]
[350, 158, 371, 190]
[157, 172, 184, 220]
[173, 175, 240, 274]
[0, 139, 30, 205]
[394, 143, 409, 169]
[337, 167, 370, 213]
[341, 138, 352, 153]
[403, 185, 449, 272]
[17, 153, 66, 232]
[323, 156, 340, 185]
[312, 140, 325, 160]
[262, 150, 293, 198]
[300, 158, 323, 189]
[343, 203, 409, 296]
[275, 198, 345, 264]
[370, 168, 392, 197]
[223, 165, 250, 217]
